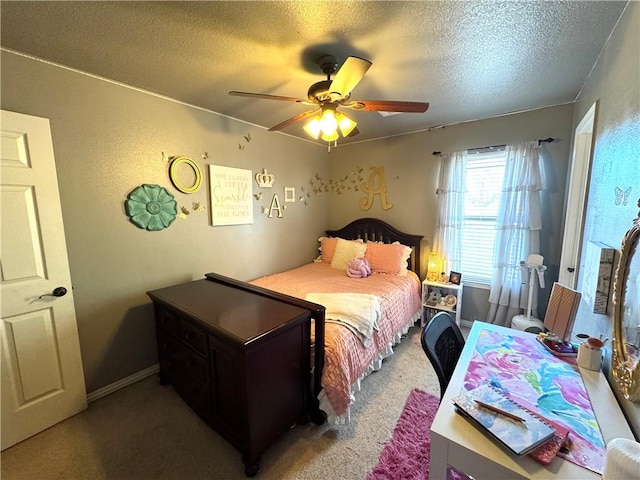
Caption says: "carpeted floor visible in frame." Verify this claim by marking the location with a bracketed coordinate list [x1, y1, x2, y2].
[1, 324, 449, 480]
[367, 389, 440, 480]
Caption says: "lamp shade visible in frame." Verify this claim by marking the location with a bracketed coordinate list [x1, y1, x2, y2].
[303, 108, 357, 143]
[427, 251, 441, 281]
[303, 116, 322, 139]
[336, 112, 357, 136]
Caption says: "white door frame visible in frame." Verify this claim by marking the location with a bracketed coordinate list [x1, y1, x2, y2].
[558, 102, 597, 288]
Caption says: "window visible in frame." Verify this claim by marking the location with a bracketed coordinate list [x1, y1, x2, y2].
[459, 151, 506, 285]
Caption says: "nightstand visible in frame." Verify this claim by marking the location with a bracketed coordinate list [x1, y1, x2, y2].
[422, 279, 463, 326]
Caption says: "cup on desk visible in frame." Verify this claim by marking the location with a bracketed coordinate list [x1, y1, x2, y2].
[603, 438, 640, 479]
[577, 337, 604, 371]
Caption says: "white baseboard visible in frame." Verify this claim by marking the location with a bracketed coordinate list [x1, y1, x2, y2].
[460, 318, 474, 329]
[87, 364, 159, 403]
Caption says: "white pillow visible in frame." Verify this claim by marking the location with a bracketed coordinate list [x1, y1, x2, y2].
[330, 238, 367, 270]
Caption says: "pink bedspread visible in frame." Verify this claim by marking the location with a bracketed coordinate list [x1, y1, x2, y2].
[250, 262, 421, 416]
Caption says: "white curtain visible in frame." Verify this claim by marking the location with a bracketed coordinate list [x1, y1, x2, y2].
[486, 141, 546, 326]
[433, 151, 467, 274]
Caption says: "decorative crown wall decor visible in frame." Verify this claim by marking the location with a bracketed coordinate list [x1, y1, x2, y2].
[255, 168, 275, 188]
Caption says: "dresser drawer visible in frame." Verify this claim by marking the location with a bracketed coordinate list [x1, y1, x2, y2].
[156, 306, 208, 355]
[157, 330, 208, 383]
[179, 318, 207, 355]
[175, 347, 208, 383]
[156, 307, 179, 336]
[172, 371, 211, 422]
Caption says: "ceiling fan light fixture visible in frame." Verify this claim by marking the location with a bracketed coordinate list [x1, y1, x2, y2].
[336, 112, 357, 137]
[320, 128, 339, 142]
[319, 109, 339, 134]
[303, 108, 357, 143]
[303, 116, 322, 139]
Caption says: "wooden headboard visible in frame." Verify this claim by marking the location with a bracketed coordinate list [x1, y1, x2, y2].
[326, 218, 424, 276]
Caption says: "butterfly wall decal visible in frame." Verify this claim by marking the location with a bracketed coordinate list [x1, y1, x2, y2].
[178, 206, 190, 219]
[615, 186, 632, 206]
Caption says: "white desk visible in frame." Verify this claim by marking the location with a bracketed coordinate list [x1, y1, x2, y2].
[430, 322, 635, 480]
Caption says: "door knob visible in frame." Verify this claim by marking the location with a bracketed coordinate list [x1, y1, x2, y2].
[39, 287, 68, 299]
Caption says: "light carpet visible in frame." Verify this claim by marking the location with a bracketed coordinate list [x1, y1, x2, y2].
[1, 325, 445, 479]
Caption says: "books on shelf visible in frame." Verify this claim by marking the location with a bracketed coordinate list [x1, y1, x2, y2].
[452, 385, 557, 457]
[423, 307, 439, 322]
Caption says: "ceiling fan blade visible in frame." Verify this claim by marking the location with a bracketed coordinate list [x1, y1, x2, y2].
[343, 100, 429, 113]
[347, 127, 360, 138]
[329, 56, 372, 98]
[229, 91, 312, 104]
[268, 109, 320, 132]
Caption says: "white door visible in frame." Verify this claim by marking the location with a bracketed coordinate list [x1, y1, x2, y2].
[558, 102, 597, 288]
[1, 110, 87, 450]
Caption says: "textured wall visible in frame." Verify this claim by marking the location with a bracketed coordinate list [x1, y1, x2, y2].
[569, 2, 640, 437]
[1, 51, 330, 392]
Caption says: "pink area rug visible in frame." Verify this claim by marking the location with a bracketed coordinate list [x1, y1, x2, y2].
[366, 388, 440, 480]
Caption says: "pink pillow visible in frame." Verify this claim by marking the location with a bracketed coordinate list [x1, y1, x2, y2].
[365, 242, 412, 276]
[319, 237, 338, 263]
[346, 257, 372, 278]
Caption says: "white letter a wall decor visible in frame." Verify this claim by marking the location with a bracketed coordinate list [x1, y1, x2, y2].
[268, 193, 284, 218]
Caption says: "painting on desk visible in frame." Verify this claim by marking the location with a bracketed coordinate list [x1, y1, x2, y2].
[462, 328, 606, 474]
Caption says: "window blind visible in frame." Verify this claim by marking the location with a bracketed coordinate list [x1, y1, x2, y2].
[460, 153, 505, 284]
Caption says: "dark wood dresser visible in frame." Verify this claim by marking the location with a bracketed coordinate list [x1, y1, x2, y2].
[147, 273, 325, 477]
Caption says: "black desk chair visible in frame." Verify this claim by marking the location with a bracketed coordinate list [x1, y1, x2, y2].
[421, 312, 465, 400]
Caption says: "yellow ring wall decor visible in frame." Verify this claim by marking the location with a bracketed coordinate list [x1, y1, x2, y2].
[169, 156, 202, 194]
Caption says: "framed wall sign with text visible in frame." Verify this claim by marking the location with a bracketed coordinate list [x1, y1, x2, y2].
[209, 165, 253, 226]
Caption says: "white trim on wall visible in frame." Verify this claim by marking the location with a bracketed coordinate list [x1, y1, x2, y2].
[87, 364, 159, 403]
[460, 318, 474, 330]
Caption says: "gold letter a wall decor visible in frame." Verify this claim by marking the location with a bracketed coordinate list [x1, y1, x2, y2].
[267, 193, 284, 218]
[360, 167, 393, 211]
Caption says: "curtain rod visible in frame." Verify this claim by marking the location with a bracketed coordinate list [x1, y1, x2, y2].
[432, 137, 555, 156]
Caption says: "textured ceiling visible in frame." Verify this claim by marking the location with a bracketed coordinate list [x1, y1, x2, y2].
[0, 1, 628, 146]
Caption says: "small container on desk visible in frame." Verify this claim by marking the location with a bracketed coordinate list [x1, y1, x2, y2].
[422, 279, 463, 326]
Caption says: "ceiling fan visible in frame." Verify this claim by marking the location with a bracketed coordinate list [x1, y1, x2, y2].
[229, 55, 429, 144]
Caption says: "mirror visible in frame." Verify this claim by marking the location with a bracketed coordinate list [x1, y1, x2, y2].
[612, 198, 640, 402]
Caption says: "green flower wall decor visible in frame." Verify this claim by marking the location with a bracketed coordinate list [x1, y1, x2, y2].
[125, 184, 177, 230]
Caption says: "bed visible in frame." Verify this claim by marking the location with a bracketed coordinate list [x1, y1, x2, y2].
[250, 218, 423, 424]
